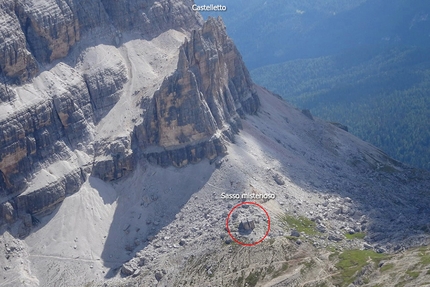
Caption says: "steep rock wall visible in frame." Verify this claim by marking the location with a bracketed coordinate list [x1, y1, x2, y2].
[134, 17, 259, 167]
[0, 0, 202, 82]
[0, 12, 260, 231]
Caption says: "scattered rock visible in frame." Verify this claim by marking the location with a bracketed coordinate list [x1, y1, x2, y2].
[328, 234, 343, 242]
[239, 219, 255, 230]
[1, 202, 16, 224]
[363, 244, 373, 250]
[291, 230, 300, 237]
[317, 224, 327, 233]
[132, 269, 141, 277]
[121, 261, 138, 276]
[273, 174, 285, 185]
[155, 270, 166, 281]
[330, 122, 349, 132]
[215, 159, 223, 169]
[301, 109, 314, 120]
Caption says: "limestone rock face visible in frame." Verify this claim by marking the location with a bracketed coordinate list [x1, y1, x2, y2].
[0, 68, 93, 197]
[135, 17, 259, 167]
[0, 1, 38, 81]
[0, 9, 259, 229]
[14, 167, 85, 216]
[0, 0, 207, 226]
[100, 0, 201, 35]
[92, 137, 134, 181]
[0, 0, 201, 82]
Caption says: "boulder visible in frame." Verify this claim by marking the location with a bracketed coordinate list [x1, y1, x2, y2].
[273, 173, 285, 185]
[239, 219, 256, 231]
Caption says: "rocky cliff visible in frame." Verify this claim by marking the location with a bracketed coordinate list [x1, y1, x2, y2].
[135, 18, 259, 167]
[1, 2, 430, 287]
[0, 0, 258, 232]
[0, 0, 201, 82]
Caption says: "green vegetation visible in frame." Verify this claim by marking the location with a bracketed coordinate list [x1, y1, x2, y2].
[235, 270, 245, 286]
[252, 47, 430, 170]
[279, 214, 318, 236]
[420, 250, 430, 266]
[245, 269, 261, 287]
[197, 0, 430, 171]
[197, 0, 430, 69]
[406, 270, 420, 278]
[345, 232, 366, 240]
[380, 263, 394, 272]
[333, 249, 388, 286]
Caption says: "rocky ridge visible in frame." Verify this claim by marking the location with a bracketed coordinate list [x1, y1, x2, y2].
[136, 18, 259, 167]
[0, 0, 201, 82]
[0, 0, 258, 240]
[0, 1, 429, 286]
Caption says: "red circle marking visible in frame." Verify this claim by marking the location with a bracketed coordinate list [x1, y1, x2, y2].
[225, 201, 271, 247]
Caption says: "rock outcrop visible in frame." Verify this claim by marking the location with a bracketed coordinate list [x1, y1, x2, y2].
[135, 17, 260, 167]
[0, 0, 202, 82]
[0, 2, 259, 230]
[239, 219, 256, 231]
[0, 0, 203, 227]
[0, 68, 93, 197]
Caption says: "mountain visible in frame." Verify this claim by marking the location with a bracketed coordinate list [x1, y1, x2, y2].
[195, 0, 430, 69]
[251, 46, 430, 170]
[0, 0, 429, 286]
[197, 0, 430, 171]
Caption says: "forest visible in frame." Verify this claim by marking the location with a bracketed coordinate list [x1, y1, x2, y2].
[251, 46, 430, 170]
[195, 0, 430, 170]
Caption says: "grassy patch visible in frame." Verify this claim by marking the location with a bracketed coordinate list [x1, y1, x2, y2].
[333, 249, 388, 287]
[380, 263, 394, 272]
[406, 270, 420, 278]
[279, 214, 318, 236]
[345, 232, 366, 240]
[245, 270, 261, 287]
[329, 251, 340, 261]
[419, 250, 430, 266]
[235, 270, 245, 287]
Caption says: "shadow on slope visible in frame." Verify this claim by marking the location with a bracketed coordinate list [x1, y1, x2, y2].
[243, 86, 430, 249]
[101, 160, 217, 278]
